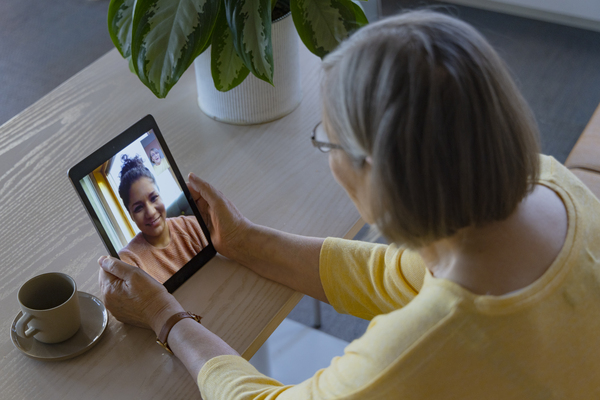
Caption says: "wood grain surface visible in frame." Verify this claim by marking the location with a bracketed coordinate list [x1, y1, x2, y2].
[0, 44, 361, 399]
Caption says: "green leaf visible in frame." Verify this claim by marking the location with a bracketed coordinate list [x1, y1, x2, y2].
[131, 0, 220, 98]
[290, 0, 368, 59]
[128, 54, 136, 73]
[224, 0, 273, 84]
[108, 0, 136, 58]
[211, 6, 250, 91]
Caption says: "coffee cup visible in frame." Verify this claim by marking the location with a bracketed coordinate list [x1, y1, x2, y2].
[15, 272, 81, 344]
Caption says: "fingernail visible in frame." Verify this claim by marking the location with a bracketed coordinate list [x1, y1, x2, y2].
[98, 256, 106, 265]
[189, 178, 199, 190]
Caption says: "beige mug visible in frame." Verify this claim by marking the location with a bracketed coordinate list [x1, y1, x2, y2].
[15, 272, 81, 344]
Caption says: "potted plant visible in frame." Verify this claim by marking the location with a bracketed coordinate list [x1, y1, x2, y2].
[108, 0, 368, 123]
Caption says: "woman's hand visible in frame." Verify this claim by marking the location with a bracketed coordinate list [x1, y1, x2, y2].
[187, 173, 252, 261]
[98, 256, 184, 334]
[99, 256, 240, 379]
[187, 173, 328, 302]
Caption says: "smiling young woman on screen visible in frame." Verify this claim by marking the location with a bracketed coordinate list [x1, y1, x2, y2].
[98, 10, 600, 399]
[116, 155, 208, 283]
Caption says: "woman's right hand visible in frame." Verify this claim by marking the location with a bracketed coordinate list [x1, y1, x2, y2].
[188, 173, 328, 302]
[187, 173, 252, 261]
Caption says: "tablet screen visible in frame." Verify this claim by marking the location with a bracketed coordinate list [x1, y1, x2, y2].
[69, 115, 215, 292]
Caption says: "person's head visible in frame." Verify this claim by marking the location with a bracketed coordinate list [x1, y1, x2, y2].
[321, 10, 540, 249]
[149, 148, 162, 165]
[118, 155, 167, 238]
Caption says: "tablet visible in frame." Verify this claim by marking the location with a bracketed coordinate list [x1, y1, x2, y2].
[68, 115, 215, 293]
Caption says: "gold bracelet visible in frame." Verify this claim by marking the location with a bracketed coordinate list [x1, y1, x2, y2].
[156, 311, 202, 354]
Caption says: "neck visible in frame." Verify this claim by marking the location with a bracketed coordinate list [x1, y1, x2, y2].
[418, 224, 515, 295]
[143, 222, 171, 248]
[417, 185, 567, 296]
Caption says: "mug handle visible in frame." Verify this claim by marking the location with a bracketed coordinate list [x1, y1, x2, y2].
[15, 313, 38, 338]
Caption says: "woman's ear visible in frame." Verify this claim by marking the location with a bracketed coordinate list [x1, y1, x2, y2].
[365, 155, 373, 166]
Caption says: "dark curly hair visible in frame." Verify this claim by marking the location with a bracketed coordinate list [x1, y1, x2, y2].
[118, 154, 157, 209]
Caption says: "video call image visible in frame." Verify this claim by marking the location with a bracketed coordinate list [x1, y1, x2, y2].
[80, 130, 208, 284]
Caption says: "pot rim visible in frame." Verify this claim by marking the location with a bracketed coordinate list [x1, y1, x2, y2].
[273, 11, 291, 24]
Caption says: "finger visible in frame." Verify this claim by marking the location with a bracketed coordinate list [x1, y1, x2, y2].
[98, 268, 104, 291]
[186, 181, 204, 203]
[98, 256, 118, 288]
[193, 197, 211, 224]
[99, 256, 135, 281]
[98, 271, 121, 306]
[99, 266, 119, 284]
[188, 173, 220, 204]
[98, 268, 122, 294]
[184, 183, 213, 230]
[193, 193, 210, 215]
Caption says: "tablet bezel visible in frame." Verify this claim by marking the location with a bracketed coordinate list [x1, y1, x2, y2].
[68, 114, 215, 293]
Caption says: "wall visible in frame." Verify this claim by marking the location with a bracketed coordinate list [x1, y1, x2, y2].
[445, 0, 600, 32]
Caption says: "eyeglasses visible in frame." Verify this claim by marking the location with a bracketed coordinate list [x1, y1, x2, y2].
[311, 121, 343, 153]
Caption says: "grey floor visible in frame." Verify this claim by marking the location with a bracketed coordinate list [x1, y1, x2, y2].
[2, 0, 600, 343]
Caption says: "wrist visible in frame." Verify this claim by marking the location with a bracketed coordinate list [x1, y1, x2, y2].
[156, 312, 202, 355]
[150, 303, 186, 336]
[226, 220, 259, 264]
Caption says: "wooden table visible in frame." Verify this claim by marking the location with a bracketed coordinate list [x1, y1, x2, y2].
[0, 43, 361, 399]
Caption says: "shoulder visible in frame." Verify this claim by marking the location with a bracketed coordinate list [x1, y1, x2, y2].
[369, 280, 459, 346]
[168, 215, 202, 236]
[538, 154, 600, 233]
[324, 284, 461, 385]
[168, 215, 199, 228]
[539, 154, 590, 195]
[538, 154, 600, 239]
[118, 233, 147, 266]
[120, 233, 146, 251]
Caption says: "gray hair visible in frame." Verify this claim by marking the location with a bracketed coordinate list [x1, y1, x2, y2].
[321, 10, 540, 248]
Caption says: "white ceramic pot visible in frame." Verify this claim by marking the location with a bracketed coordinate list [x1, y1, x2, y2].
[194, 12, 302, 125]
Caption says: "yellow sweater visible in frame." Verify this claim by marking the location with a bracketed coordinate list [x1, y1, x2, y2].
[198, 155, 600, 399]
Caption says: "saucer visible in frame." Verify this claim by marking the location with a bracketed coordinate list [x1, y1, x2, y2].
[10, 291, 109, 361]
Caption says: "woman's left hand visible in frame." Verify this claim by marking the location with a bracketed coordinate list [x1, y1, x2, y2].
[98, 256, 185, 333]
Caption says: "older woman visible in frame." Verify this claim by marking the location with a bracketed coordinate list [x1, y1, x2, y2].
[99, 10, 600, 398]
[148, 147, 170, 175]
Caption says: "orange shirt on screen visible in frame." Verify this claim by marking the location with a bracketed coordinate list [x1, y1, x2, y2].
[118, 216, 208, 283]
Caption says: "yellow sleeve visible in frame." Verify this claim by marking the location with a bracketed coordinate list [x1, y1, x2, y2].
[319, 238, 426, 320]
[196, 322, 401, 400]
[197, 285, 456, 400]
[197, 332, 401, 400]
[195, 240, 430, 399]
